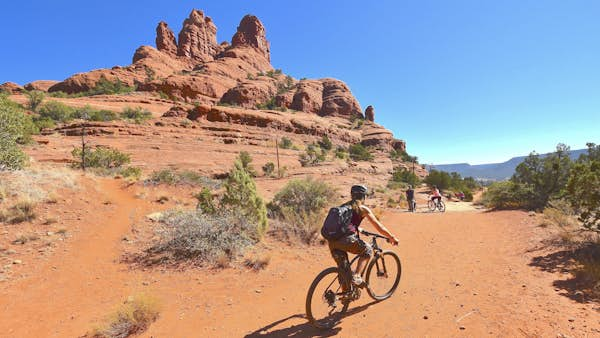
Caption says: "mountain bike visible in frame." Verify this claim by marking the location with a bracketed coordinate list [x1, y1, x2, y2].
[305, 230, 402, 329]
[427, 197, 445, 212]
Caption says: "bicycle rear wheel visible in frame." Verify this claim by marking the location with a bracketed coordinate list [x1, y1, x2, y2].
[438, 200, 446, 212]
[365, 251, 401, 301]
[306, 267, 350, 329]
[427, 200, 436, 211]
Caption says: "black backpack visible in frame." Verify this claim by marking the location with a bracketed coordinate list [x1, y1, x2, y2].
[321, 204, 354, 240]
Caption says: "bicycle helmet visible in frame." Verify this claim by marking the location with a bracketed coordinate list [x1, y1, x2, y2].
[350, 184, 368, 200]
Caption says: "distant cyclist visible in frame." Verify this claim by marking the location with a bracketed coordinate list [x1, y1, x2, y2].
[430, 185, 442, 204]
[405, 185, 415, 211]
[327, 185, 399, 286]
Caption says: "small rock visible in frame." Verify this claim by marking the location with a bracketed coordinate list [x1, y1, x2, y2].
[12, 260, 22, 265]
[142, 281, 149, 286]
[255, 289, 262, 293]
[568, 318, 575, 322]
[459, 326, 466, 330]
[6, 249, 16, 255]
[46, 232, 54, 236]
[146, 212, 163, 222]
[423, 315, 428, 320]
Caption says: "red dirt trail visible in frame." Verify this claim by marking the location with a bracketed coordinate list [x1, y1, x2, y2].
[1, 180, 599, 337]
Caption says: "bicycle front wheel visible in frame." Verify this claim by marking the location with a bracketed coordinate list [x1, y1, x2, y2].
[427, 200, 436, 211]
[365, 251, 402, 301]
[306, 267, 350, 329]
[438, 200, 446, 212]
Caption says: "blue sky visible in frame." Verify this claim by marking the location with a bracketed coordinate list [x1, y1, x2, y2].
[2, 1, 599, 164]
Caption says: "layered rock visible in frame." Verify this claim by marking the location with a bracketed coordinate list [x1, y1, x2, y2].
[361, 122, 405, 152]
[220, 79, 278, 109]
[231, 15, 271, 62]
[155, 22, 177, 56]
[320, 79, 362, 118]
[290, 80, 323, 114]
[24, 80, 59, 92]
[177, 9, 220, 61]
[365, 105, 374, 122]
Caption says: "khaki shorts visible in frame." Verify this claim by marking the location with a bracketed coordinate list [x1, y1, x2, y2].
[328, 233, 373, 259]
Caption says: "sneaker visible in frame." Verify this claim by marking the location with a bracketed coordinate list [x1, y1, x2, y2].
[352, 274, 364, 286]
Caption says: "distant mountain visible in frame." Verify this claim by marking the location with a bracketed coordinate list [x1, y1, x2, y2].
[428, 148, 587, 181]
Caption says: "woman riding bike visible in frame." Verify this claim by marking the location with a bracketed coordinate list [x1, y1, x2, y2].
[430, 185, 442, 204]
[327, 185, 399, 286]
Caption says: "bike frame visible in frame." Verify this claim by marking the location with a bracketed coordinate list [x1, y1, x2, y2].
[337, 230, 388, 292]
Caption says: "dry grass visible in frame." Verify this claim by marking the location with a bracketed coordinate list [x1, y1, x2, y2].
[0, 167, 76, 205]
[244, 253, 271, 270]
[90, 294, 160, 338]
[0, 199, 37, 224]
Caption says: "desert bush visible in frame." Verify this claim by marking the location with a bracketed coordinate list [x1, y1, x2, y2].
[146, 169, 219, 187]
[318, 135, 333, 151]
[92, 294, 160, 338]
[299, 144, 326, 167]
[38, 101, 75, 122]
[118, 167, 142, 181]
[567, 143, 600, 231]
[73, 106, 118, 122]
[0, 200, 36, 224]
[221, 154, 268, 240]
[279, 137, 293, 149]
[348, 143, 374, 161]
[335, 146, 348, 159]
[244, 254, 271, 270]
[120, 107, 152, 124]
[86, 76, 136, 96]
[194, 187, 216, 214]
[256, 97, 278, 110]
[71, 146, 131, 170]
[24, 90, 45, 111]
[0, 96, 30, 170]
[149, 210, 256, 264]
[268, 178, 336, 243]
[541, 199, 577, 229]
[262, 162, 275, 176]
[390, 167, 420, 187]
[238, 151, 258, 177]
[481, 181, 535, 210]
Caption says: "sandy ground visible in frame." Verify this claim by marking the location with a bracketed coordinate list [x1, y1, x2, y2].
[1, 177, 598, 337]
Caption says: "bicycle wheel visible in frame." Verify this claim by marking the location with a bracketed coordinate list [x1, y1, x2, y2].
[306, 267, 350, 329]
[427, 200, 436, 211]
[365, 251, 402, 300]
[437, 200, 446, 212]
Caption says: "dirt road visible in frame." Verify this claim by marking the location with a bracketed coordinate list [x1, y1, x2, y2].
[1, 182, 598, 337]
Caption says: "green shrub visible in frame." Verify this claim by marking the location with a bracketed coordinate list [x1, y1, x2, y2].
[38, 101, 75, 122]
[268, 178, 336, 243]
[0, 200, 36, 224]
[87, 76, 136, 96]
[71, 146, 131, 170]
[120, 107, 152, 124]
[24, 90, 45, 111]
[390, 167, 420, 187]
[319, 135, 333, 151]
[221, 155, 268, 240]
[279, 137, 293, 149]
[147, 169, 220, 187]
[0, 96, 30, 170]
[119, 166, 142, 180]
[262, 162, 275, 176]
[567, 143, 600, 231]
[32, 117, 56, 130]
[335, 146, 348, 159]
[348, 143, 374, 161]
[194, 187, 216, 214]
[72, 106, 118, 122]
[299, 144, 326, 166]
[256, 97, 278, 110]
[480, 181, 535, 210]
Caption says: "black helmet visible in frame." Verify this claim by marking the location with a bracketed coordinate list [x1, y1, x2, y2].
[351, 185, 368, 199]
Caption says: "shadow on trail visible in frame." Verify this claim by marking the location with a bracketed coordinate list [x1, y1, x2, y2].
[245, 301, 379, 337]
[529, 242, 600, 304]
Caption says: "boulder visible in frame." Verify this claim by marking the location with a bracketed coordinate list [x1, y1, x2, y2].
[156, 21, 178, 56]
[24, 80, 59, 92]
[162, 105, 188, 118]
[290, 80, 323, 114]
[140, 73, 236, 103]
[220, 79, 278, 109]
[361, 122, 396, 151]
[231, 15, 271, 62]
[177, 9, 221, 61]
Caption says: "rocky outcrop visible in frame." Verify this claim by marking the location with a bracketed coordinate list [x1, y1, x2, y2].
[220, 79, 278, 109]
[24, 80, 59, 92]
[231, 15, 270, 62]
[177, 9, 220, 61]
[361, 122, 405, 152]
[0, 82, 24, 94]
[320, 79, 362, 118]
[290, 80, 323, 114]
[365, 105, 374, 122]
[156, 22, 178, 56]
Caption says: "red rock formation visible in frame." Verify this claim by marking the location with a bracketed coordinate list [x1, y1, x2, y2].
[365, 105, 375, 122]
[231, 15, 271, 62]
[156, 22, 177, 56]
[24, 80, 59, 92]
[0, 82, 24, 94]
[290, 80, 323, 114]
[320, 79, 362, 118]
[177, 9, 220, 61]
[220, 79, 278, 109]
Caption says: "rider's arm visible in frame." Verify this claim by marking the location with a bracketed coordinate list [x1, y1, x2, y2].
[360, 206, 399, 245]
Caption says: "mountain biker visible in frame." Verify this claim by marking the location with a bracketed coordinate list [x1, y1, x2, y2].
[405, 185, 415, 211]
[430, 185, 442, 204]
[327, 185, 399, 286]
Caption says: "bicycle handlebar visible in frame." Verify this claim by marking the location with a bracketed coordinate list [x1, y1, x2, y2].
[359, 229, 388, 240]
